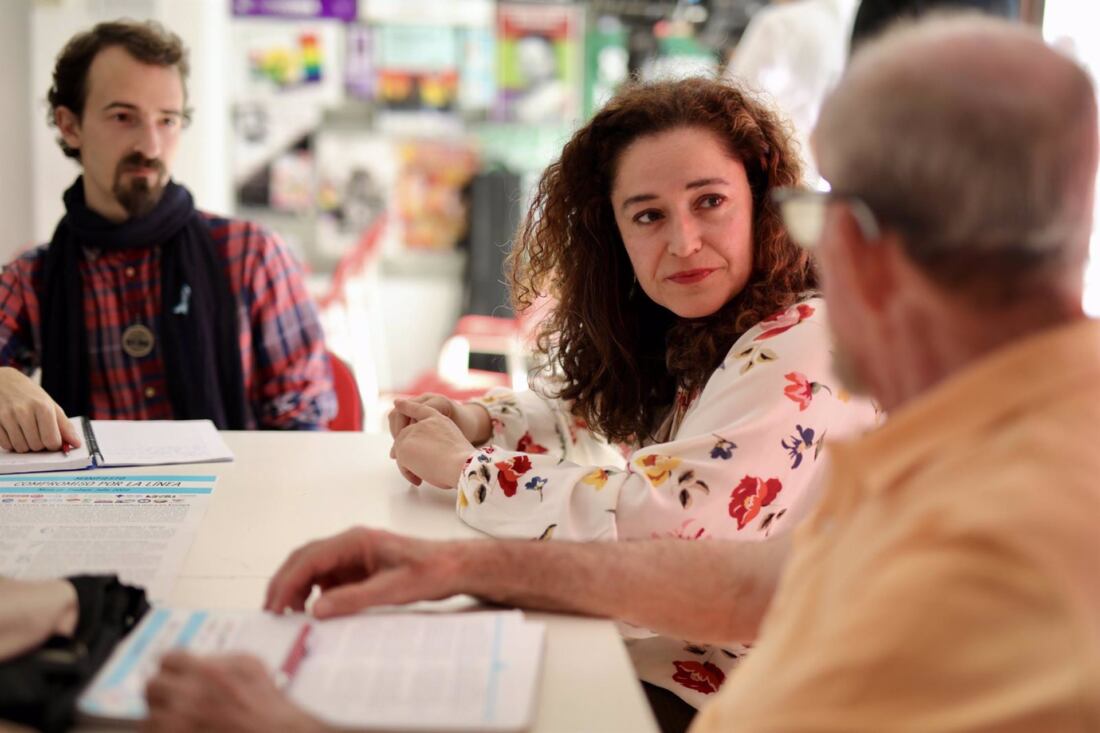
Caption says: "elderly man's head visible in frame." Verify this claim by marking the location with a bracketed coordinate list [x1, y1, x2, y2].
[806, 15, 1097, 406]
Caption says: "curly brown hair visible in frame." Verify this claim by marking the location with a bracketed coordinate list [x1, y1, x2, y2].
[510, 77, 816, 444]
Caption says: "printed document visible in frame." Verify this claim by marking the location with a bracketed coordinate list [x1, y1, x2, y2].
[80, 608, 546, 731]
[0, 474, 215, 602]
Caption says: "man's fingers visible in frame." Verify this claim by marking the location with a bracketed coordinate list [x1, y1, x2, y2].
[265, 544, 323, 613]
[314, 563, 452, 619]
[399, 466, 422, 486]
[0, 413, 30, 453]
[18, 405, 45, 452]
[145, 673, 173, 707]
[144, 653, 198, 710]
[57, 406, 81, 448]
[158, 649, 200, 674]
[312, 571, 410, 618]
[34, 402, 62, 451]
[265, 529, 371, 613]
[219, 652, 269, 680]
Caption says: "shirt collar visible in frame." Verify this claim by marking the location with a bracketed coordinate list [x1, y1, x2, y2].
[830, 318, 1100, 498]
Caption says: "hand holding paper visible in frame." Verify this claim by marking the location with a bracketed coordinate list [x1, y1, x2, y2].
[144, 649, 326, 733]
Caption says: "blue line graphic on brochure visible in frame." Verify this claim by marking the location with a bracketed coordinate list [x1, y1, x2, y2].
[0, 475, 216, 482]
[0, 475, 216, 494]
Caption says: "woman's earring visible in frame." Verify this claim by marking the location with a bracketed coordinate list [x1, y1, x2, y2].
[628, 274, 638, 298]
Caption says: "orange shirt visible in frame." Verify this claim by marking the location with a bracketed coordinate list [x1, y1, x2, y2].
[693, 319, 1100, 732]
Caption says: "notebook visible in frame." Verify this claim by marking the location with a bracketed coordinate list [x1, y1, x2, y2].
[79, 608, 547, 732]
[0, 418, 233, 474]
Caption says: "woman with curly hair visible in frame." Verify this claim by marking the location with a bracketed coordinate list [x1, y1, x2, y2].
[389, 77, 876, 721]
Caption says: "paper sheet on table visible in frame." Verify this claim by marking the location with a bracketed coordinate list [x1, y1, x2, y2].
[293, 610, 545, 731]
[89, 419, 233, 467]
[0, 418, 232, 474]
[79, 608, 546, 732]
[0, 474, 215, 602]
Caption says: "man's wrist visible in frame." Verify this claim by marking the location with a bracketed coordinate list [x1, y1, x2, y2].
[445, 540, 496, 602]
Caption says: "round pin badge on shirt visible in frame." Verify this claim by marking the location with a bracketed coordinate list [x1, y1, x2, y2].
[121, 324, 155, 358]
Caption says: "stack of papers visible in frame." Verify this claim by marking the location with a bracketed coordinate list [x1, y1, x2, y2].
[80, 608, 546, 731]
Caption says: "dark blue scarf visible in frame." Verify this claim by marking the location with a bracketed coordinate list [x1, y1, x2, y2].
[39, 177, 247, 429]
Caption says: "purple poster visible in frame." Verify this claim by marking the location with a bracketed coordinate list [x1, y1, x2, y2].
[232, 0, 358, 22]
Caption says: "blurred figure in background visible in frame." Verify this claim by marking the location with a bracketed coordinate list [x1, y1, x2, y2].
[726, 0, 1021, 180]
[851, 0, 1019, 51]
[725, 0, 860, 180]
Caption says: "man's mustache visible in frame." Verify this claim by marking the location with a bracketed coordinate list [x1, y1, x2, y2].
[116, 154, 166, 176]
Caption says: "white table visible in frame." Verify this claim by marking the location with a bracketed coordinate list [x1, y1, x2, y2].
[91, 431, 658, 733]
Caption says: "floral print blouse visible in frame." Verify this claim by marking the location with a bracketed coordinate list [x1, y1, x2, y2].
[456, 297, 879, 708]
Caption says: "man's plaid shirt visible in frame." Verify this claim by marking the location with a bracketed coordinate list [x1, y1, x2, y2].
[0, 213, 336, 429]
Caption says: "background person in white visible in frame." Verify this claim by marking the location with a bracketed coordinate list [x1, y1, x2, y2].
[725, 0, 859, 180]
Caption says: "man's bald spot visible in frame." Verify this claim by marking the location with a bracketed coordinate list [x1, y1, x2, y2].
[814, 15, 1097, 303]
[841, 16, 1092, 149]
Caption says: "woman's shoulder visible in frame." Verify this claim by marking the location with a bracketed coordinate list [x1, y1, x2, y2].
[725, 294, 829, 357]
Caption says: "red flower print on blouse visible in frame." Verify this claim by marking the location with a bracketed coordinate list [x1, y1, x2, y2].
[516, 431, 549, 454]
[568, 416, 588, 444]
[671, 660, 726, 695]
[783, 372, 831, 411]
[494, 455, 534, 497]
[755, 303, 814, 341]
[729, 475, 783, 529]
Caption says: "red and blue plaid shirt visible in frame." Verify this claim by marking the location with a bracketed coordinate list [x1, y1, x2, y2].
[0, 213, 336, 429]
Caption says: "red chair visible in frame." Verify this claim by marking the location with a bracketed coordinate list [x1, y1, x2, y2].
[326, 351, 364, 431]
[398, 315, 523, 402]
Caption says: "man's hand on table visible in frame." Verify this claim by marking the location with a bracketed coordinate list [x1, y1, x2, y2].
[143, 651, 327, 733]
[0, 367, 82, 453]
[389, 399, 481, 489]
[264, 527, 461, 618]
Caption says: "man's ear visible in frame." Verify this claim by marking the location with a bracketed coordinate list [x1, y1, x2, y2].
[54, 106, 82, 153]
[836, 205, 897, 314]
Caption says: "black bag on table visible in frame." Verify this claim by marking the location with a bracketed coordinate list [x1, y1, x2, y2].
[0, 575, 149, 733]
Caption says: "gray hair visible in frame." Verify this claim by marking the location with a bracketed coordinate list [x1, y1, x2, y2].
[815, 14, 1098, 302]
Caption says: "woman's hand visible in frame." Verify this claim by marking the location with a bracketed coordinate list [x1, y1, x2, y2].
[387, 394, 489, 485]
[390, 400, 477, 489]
[387, 393, 490, 444]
